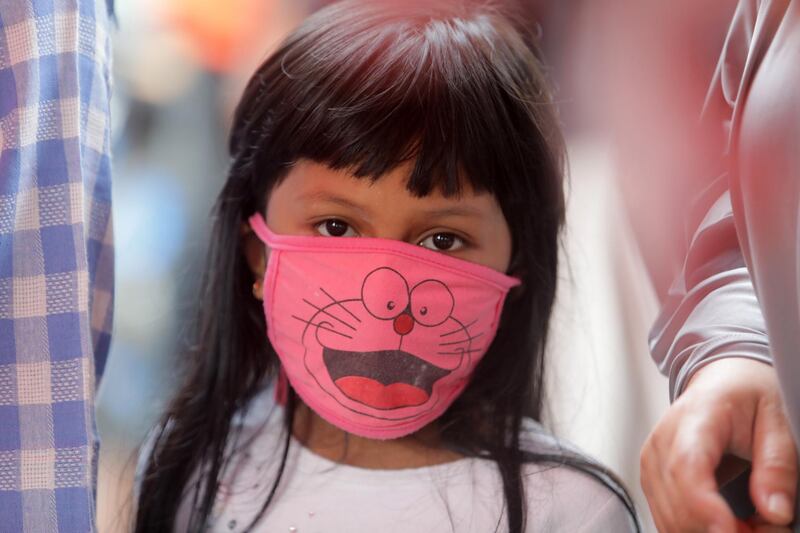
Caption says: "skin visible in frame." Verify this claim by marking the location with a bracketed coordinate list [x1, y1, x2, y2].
[241, 158, 512, 469]
[641, 358, 798, 533]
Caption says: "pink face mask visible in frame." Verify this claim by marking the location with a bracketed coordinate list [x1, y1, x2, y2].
[248, 213, 521, 440]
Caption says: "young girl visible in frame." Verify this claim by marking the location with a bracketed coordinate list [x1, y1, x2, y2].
[133, 1, 640, 531]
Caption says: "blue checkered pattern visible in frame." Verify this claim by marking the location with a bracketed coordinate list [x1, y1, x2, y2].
[0, 1, 113, 531]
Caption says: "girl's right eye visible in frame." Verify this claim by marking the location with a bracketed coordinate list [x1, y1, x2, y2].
[315, 219, 357, 237]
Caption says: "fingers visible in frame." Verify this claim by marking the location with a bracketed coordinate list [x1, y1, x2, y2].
[641, 432, 677, 532]
[733, 519, 791, 533]
[748, 513, 794, 533]
[749, 397, 798, 526]
[641, 359, 798, 532]
[669, 409, 739, 532]
[641, 401, 739, 532]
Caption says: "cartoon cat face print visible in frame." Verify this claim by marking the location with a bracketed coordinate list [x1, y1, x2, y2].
[248, 212, 517, 436]
[292, 266, 485, 422]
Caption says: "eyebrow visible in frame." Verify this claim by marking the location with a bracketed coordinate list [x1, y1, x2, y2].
[298, 191, 372, 217]
[300, 191, 485, 219]
[418, 205, 484, 218]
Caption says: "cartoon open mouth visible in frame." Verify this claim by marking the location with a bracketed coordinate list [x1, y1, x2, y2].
[323, 347, 451, 410]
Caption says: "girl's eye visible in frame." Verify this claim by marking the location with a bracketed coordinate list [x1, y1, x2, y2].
[316, 219, 356, 237]
[419, 233, 464, 251]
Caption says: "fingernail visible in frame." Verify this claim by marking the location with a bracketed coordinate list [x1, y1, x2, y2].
[709, 525, 725, 533]
[768, 492, 793, 521]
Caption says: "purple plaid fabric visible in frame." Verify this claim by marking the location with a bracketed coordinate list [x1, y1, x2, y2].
[0, 1, 113, 531]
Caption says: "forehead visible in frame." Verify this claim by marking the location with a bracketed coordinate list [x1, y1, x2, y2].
[274, 159, 495, 210]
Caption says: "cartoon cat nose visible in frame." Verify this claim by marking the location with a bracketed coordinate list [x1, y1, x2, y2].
[393, 312, 415, 336]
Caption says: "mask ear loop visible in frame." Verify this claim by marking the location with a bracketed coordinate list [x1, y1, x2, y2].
[249, 213, 290, 407]
[248, 212, 273, 244]
[274, 365, 289, 406]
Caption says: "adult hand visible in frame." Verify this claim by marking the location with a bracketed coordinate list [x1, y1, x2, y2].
[640, 358, 798, 532]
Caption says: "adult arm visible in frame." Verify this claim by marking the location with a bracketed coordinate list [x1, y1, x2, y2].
[641, 1, 798, 531]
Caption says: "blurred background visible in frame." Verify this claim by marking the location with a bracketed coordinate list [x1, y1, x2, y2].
[94, 1, 737, 531]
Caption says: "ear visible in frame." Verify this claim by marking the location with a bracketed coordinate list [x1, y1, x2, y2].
[240, 221, 266, 281]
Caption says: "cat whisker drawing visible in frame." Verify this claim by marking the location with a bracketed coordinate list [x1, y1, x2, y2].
[437, 347, 483, 356]
[302, 298, 357, 331]
[291, 314, 353, 339]
[439, 319, 478, 338]
[439, 331, 484, 347]
[319, 287, 362, 323]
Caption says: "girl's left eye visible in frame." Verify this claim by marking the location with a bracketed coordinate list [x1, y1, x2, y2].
[315, 219, 357, 237]
[418, 233, 464, 251]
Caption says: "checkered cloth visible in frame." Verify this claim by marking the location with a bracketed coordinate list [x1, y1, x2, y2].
[0, 1, 113, 531]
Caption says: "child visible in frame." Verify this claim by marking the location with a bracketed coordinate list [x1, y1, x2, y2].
[133, 1, 640, 531]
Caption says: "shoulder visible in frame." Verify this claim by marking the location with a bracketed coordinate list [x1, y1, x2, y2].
[521, 461, 637, 532]
[517, 420, 638, 532]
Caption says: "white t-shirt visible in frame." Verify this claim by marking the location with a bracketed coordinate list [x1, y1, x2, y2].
[137, 386, 637, 532]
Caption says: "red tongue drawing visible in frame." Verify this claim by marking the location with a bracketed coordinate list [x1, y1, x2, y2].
[335, 376, 429, 409]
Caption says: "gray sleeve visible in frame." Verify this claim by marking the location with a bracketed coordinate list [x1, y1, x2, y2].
[648, 0, 772, 401]
[649, 183, 771, 401]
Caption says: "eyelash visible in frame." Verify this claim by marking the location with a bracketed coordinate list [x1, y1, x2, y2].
[313, 219, 467, 252]
[418, 233, 465, 252]
[315, 218, 357, 238]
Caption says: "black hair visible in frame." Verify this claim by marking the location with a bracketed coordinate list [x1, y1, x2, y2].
[134, 1, 639, 531]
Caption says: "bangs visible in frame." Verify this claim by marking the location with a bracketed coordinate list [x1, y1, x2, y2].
[231, 0, 562, 201]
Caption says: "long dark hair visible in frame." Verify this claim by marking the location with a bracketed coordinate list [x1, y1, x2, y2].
[134, 1, 638, 531]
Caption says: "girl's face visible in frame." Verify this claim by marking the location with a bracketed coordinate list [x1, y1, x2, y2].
[243, 159, 515, 428]
[245, 159, 512, 276]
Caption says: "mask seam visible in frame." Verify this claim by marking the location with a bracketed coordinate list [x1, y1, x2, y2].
[304, 393, 456, 437]
[275, 246, 516, 293]
[249, 214, 519, 290]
